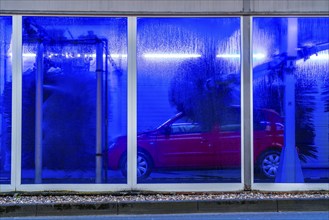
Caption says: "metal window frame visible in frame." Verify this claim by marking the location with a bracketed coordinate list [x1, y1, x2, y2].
[251, 15, 329, 192]
[1, 14, 328, 193]
[8, 15, 131, 192]
[7, 15, 245, 192]
[124, 16, 245, 192]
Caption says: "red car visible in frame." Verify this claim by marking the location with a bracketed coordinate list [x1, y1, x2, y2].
[108, 107, 284, 179]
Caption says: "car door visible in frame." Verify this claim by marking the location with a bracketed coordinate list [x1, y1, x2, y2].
[253, 109, 284, 159]
[213, 107, 241, 167]
[155, 116, 216, 169]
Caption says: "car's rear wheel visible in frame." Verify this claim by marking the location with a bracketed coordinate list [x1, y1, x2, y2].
[257, 150, 281, 179]
[120, 151, 152, 179]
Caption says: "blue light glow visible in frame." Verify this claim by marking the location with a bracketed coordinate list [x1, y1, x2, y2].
[217, 53, 266, 60]
[143, 53, 202, 59]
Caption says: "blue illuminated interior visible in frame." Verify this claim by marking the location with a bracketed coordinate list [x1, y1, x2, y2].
[0, 16, 12, 185]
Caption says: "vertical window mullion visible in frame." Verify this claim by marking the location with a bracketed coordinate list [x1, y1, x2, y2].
[11, 15, 23, 190]
[242, 16, 253, 190]
[127, 16, 137, 188]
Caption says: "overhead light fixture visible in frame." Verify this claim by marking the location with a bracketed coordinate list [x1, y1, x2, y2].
[143, 53, 201, 59]
[216, 53, 266, 59]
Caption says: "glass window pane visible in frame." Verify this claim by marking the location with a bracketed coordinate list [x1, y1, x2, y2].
[253, 17, 329, 183]
[21, 17, 127, 184]
[0, 16, 12, 185]
[135, 18, 241, 183]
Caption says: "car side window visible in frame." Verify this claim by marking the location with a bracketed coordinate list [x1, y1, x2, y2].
[171, 117, 202, 134]
[254, 110, 271, 131]
[219, 108, 241, 131]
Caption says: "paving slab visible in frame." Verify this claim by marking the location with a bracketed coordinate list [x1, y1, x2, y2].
[0, 205, 37, 217]
[36, 203, 118, 216]
[198, 199, 278, 213]
[277, 198, 329, 212]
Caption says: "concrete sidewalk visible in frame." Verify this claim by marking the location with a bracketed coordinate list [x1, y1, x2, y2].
[1, 197, 328, 217]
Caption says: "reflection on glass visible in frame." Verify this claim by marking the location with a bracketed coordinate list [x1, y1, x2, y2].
[135, 18, 241, 183]
[21, 17, 127, 184]
[0, 16, 12, 185]
[253, 17, 329, 183]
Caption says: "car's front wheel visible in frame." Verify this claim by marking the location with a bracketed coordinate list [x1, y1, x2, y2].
[257, 149, 281, 179]
[120, 151, 153, 179]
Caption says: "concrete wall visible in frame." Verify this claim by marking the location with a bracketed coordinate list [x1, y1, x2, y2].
[0, 0, 328, 15]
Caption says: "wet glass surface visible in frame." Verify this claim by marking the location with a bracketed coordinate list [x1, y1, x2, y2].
[136, 18, 241, 183]
[253, 17, 329, 183]
[5, 16, 328, 187]
[0, 16, 12, 185]
[21, 17, 127, 184]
